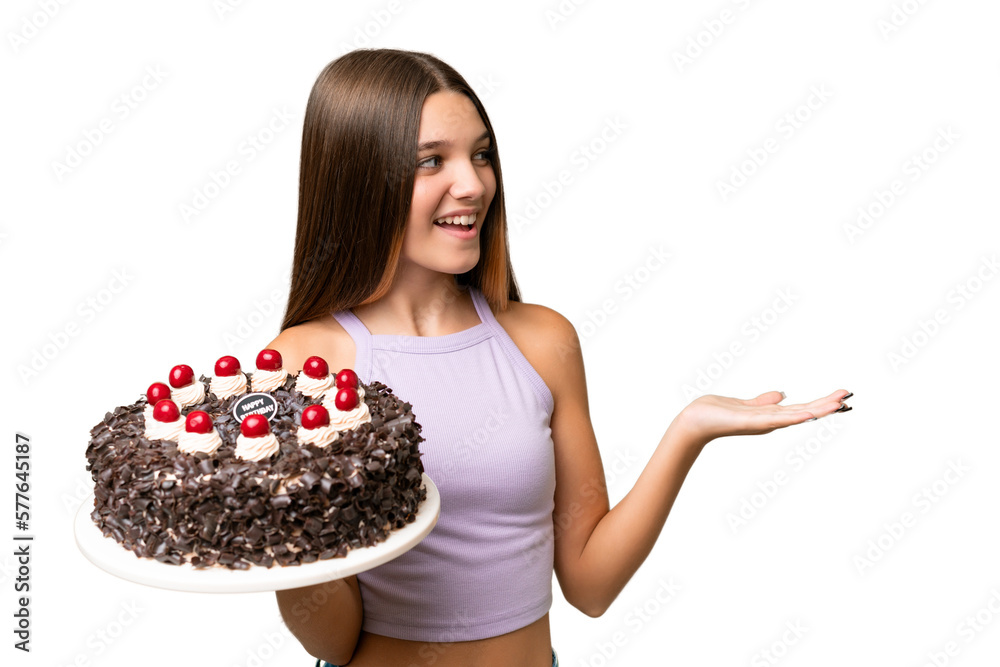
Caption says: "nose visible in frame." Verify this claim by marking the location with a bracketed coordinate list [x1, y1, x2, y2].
[449, 158, 489, 201]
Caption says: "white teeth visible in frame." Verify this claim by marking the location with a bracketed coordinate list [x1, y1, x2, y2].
[434, 213, 476, 226]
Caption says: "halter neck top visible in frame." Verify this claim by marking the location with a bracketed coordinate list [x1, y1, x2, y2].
[331, 285, 556, 641]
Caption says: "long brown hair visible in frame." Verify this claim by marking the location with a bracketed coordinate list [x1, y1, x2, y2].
[280, 49, 521, 332]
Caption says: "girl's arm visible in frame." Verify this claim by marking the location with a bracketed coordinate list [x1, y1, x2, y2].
[267, 328, 364, 664]
[275, 576, 363, 664]
[538, 309, 847, 616]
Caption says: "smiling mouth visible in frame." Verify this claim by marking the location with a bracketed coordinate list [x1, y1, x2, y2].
[433, 212, 477, 232]
[434, 221, 473, 231]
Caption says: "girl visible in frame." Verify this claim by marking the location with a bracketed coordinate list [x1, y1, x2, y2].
[269, 48, 850, 667]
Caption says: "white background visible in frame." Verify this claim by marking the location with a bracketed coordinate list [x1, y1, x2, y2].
[3, 0, 999, 665]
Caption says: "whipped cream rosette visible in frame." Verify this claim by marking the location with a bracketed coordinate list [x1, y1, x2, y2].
[323, 396, 371, 430]
[293, 355, 336, 398]
[209, 355, 248, 400]
[168, 364, 206, 407]
[176, 410, 223, 455]
[234, 414, 280, 461]
[250, 348, 288, 392]
[295, 404, 340, 448]
[295, 373, 334, 398]
[144, 399, 185, 442]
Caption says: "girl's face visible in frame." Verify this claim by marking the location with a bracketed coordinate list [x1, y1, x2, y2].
[399, 90, 496, 278]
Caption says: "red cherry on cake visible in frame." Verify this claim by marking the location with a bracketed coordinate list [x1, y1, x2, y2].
[256, 349, 283, 371]
[301, 404, 331, 430]
[241, 414, 271, 438]
[185, 411, 213, 434]
[153, 399, 181, 423]
[147, 382, 171, 406]
[334, 387, 359, 411]
[215, 355, 241, 377]
[302, 356, 329, 379]
[169, 364, 195, 389]
[335, 368, 358, 389]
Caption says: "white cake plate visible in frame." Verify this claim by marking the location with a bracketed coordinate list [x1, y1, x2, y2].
[74, 473, 439, 593]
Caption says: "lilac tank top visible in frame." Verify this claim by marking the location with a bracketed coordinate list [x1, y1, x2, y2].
[330, 285, 556, 642]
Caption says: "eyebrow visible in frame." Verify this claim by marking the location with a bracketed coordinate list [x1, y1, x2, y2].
[418, 130, 491, 152]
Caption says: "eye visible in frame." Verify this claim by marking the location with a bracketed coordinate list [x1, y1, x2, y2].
[417, 147, 495, 170]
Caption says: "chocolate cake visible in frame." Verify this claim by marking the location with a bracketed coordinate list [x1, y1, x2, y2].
[85, 352, 426, 570]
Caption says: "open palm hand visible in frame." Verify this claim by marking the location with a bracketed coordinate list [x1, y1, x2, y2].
[677, 389, 851, 445]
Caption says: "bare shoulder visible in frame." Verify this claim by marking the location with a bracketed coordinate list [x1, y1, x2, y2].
[494, 299, 582, 404]
[266, 315, 357, 375]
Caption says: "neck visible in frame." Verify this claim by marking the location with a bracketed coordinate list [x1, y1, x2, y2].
[352, 271, 476, 337]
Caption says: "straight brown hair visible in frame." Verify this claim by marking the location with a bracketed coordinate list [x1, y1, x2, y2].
[280, 49, 521, 332]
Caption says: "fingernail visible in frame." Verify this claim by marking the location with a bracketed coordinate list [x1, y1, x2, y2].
[779, 391, 787, 400]
[842, 391, 853, 400]
[806, 417, 817, 422]
[835, 404, 852, 413]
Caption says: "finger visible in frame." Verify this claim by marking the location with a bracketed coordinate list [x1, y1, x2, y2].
[783, 390, 851, 412]
[803, 400, 851, 420]
[744, 390, 786, 406]
[782, 398, 830, 411]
